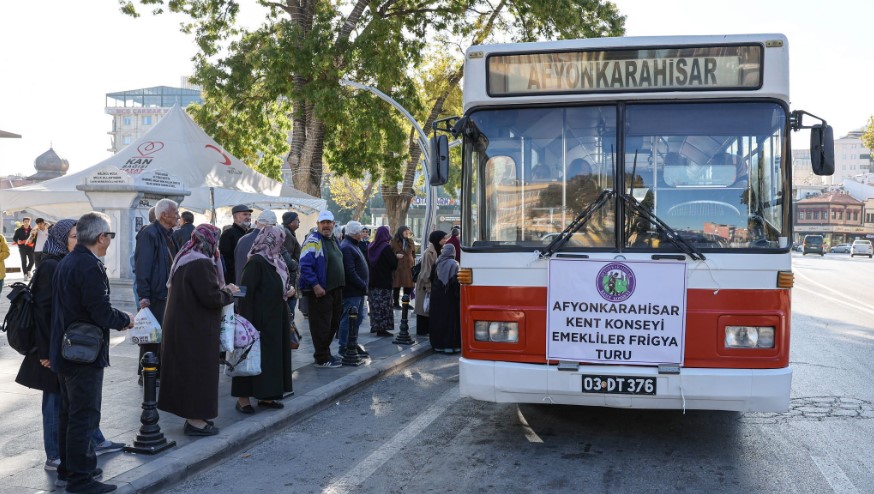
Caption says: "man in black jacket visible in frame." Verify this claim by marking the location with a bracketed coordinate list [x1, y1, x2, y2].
[171, 210, 195, 250]
[219, 204, 252, 284]
[13, 216, 35, 280]
[134, 198, 179, 383]
[50, 211, 133, 494]
[338, 221, 369, 357]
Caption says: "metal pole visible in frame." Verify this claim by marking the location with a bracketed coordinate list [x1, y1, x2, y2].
[339, 79, 437, 239]
[209, 187, 216, 226]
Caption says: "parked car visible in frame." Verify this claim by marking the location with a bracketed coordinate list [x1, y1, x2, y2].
[851, 239, 873, 258]
[830, 243, 851, 254]
[802, 235, 824, 256]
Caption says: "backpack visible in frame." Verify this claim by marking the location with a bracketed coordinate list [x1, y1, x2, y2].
[2, 279, 37, 355]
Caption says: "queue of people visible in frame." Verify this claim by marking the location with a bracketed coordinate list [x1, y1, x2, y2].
[7, 203, 461, 493]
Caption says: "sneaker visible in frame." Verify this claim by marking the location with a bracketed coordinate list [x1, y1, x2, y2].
[56, 467, 103, 487]
[315, 358, 342, 369]
[45, 458, 61, 471]
[94, 440, 125, 456]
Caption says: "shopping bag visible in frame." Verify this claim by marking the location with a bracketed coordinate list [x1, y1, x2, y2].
[225, 340, 261, 377]
[290, 323, 301, 350]
[129, 307, 161, 344]
[423, 294, 430, 313]
[219, 304, 235, 352]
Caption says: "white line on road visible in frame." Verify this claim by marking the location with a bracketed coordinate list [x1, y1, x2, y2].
[323, 386, 461, 494]
[794, 271, 874, 318]
[810, 455, 859, 494]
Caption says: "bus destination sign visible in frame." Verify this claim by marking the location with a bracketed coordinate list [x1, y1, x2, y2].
[488, 45, 762, 96]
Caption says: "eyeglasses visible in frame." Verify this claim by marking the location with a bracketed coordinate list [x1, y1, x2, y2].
[103, 232, 116, 239]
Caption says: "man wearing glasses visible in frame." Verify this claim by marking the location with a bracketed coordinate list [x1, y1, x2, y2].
[133, 198, 180, 385]
[50, 212, 134, 494]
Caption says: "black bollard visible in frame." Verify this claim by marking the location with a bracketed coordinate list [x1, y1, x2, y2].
[124, 352, 176, 455]
[342, 307, 365, 366]
[393, 294, 415, 345]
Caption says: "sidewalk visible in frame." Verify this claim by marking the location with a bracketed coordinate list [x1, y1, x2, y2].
[0, 269, 430, 493]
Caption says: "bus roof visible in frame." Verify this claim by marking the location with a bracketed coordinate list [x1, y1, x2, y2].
[464, 33, 789, 112]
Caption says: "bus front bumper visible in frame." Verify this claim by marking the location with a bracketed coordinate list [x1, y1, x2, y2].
[459, 357, 791, 412]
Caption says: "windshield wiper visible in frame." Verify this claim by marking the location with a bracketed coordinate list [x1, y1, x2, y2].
[541, 189, 615, 258]
[620, 193, 706, 261]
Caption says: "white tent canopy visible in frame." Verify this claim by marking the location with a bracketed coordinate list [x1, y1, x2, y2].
[0, 105, 324, 219]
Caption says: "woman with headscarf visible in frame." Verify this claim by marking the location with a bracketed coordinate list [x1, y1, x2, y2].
[158, 224, 238, 436]
[390, 225, 416, 309]
[15, 220, 120, 468]
[428, 243, 461, 353]
[367, 226, 398, 336]
[413, 230, 448, 337]
[232, 225, 295, 413]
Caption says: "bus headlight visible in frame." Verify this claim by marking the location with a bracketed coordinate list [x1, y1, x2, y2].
[474, 321, 519, 343]
[725, 326, 775, 348]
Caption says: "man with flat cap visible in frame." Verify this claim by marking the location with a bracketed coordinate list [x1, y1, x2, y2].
[219, 204, 252, 284]
[234, 209, 278, 285]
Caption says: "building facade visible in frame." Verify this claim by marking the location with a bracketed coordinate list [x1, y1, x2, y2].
[105, 84, 202, 154]
[794, 191, 868, 246]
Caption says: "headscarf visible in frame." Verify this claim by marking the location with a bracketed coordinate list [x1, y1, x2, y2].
[367, 226, 392, 265]
[248, 225, 290, 297]
[168, 224, 224, 287]
[42, 219, 77, 257]
[428, 230, 447, 256]
[436, 243, 459, 285]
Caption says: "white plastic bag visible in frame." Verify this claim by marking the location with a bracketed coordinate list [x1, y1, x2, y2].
[225, 340, 261, 377]
[219, 304, 235, 352]
[423, 294, 430, 313]
[130, 307, 162, 344]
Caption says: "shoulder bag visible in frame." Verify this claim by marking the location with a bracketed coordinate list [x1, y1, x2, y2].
[62, 322, 104, 364]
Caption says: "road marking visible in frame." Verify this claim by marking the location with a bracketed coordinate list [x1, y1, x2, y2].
[515, 405, 544, 443]
[793, 272, 874, 318]
[810, 455, 859, 494]
[323, 387, 460, 494]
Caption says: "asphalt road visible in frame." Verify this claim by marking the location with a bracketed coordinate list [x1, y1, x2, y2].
[169, 254, 874, 494]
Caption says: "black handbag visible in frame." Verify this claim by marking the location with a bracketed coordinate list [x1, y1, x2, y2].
[62, 322, 104, 364]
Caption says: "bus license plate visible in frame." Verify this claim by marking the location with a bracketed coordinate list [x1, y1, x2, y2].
[581, 375, 656, 395]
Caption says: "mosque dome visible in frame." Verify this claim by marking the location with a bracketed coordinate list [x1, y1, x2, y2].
[28, 147, 70, 181]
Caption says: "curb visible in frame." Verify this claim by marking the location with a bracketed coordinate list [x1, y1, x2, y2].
[111, 341, 433, 493]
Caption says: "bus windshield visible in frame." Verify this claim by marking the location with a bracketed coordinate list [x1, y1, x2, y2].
[463, 101, 788, 251]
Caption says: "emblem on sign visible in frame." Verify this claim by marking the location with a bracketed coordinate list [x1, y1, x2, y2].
[596, 263, 636, 302]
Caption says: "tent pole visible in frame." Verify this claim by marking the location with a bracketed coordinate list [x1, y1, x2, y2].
[209, 187, 216, 226]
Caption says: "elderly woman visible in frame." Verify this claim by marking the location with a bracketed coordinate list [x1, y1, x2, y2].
[390, 225, 415, 309]
[158, 224, 238, 436]
[413, 230, 447, 337]
[233, 226, 295, 413]
[367, 226, 398, 336]
[428, 243, 461, 353]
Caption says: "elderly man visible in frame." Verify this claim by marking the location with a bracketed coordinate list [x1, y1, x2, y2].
[338, 221, 369, 358]
[281, 212, 302, 320]
[50, 212, 134, 494]
[234, 209, 278, 285]
[299, 210, 345, 368]
[134, 198, 179, 384]
[219, 204, 252, 284]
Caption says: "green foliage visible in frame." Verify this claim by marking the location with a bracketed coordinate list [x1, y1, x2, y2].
[863, 116, 874, 155]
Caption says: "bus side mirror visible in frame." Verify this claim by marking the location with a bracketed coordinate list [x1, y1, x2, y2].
[810, 125, 835, 176]
[430, 135, 449, 186]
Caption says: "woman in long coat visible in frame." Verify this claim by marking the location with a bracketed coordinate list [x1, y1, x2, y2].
[428, 243, 461, 353]
[367, 226, 398, 336]
[390, 225, 415, 308]
[413, 230, 447, 336]
[159, 224, 237, 436]
[232, 226, 294, 412]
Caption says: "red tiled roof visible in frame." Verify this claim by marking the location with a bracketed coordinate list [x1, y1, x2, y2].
[797, 192, 863, 205]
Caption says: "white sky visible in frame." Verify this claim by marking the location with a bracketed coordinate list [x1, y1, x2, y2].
[1, 0, 872, 178]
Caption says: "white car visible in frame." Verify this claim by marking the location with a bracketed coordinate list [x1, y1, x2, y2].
[851, 239, 873, 258]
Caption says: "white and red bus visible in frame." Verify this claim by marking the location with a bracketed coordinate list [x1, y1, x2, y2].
[429, 34, 834, 412]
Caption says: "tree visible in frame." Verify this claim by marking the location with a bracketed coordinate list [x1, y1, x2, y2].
[120, 0, 625, 214]
[327, 168, 377, 221]
[863, 116, 874, 173]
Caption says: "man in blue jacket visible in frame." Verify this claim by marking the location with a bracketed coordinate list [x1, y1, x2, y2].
[338, 221, 369, 358]
[133, 198, 179, 383]
[299, 210, 345, 368]
[50, 211, 133, 494]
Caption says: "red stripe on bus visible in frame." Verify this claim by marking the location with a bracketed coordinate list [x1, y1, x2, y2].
[461, 285, 789, 369]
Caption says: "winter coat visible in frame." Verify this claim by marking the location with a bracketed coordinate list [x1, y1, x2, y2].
[135, 220, 177, 303]
[219, 223, 249, 284]
[171, 222, 195, 251]
[413, 244, 438, 317]
[0, 240, 9, 279]
[368, 246, 398, 290]
[158, 258, 234, 420]
[390, 238, 415, 289]
[340, 237, 369, 298]
[15, 253, 63, 392]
